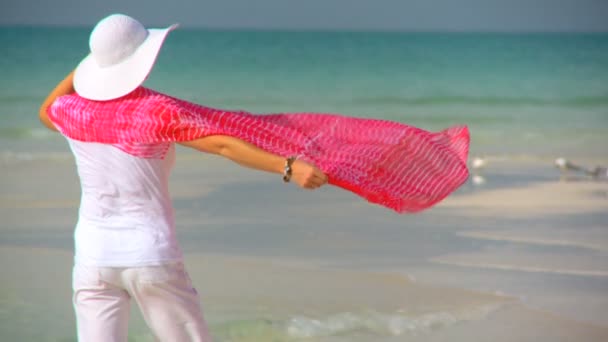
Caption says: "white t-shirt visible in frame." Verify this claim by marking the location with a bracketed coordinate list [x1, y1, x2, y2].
[68, 139, 183, 267]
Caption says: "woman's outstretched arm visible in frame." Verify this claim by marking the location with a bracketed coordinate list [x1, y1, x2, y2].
[179, 136, 328, 190]
[39, 70, 76, 131]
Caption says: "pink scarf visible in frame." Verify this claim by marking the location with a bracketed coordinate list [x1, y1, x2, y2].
[48, 87, 470, 213]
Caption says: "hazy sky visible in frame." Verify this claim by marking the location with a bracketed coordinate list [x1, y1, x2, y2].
[1, 0, 607, 32]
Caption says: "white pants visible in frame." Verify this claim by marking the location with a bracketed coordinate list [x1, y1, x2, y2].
[72, 262, 211, 341]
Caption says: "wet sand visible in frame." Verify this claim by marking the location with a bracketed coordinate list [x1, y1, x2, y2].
[1, 153, 608, 341]
[2, 246, 607, 341]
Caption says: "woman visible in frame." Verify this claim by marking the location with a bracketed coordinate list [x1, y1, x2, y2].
[40, 14, 327, 342]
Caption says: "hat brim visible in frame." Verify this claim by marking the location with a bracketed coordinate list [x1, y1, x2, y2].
[74, 24, 178, 101]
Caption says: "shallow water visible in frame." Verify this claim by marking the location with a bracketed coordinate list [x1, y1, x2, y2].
[1, 28, 607, 341]
[2, 156, 608, 340]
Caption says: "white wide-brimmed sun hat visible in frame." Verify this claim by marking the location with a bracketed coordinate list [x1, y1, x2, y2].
[74, 14, 178, 101]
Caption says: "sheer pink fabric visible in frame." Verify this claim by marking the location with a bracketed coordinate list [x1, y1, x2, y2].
[49, 87, 469, 213]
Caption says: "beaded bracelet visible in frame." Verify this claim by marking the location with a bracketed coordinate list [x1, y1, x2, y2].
[282, 156, 297, 183]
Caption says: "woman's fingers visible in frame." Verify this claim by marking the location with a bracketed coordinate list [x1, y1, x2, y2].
[319, 173, 329, 184]
[303, 172, 328, 189]
[297, 173, 320, 189]
[291, 160, 328, 189]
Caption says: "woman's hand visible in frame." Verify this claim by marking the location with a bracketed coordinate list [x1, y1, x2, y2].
[291, 159, 328, 190]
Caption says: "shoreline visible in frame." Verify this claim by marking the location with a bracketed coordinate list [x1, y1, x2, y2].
[1, 245, 607, 341]
[1, 154, 608, 340]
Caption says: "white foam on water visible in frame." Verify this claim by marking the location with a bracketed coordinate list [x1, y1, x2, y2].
[1, 150, 72, 164]
[285, 303, 505, 338]
[456, 230, 608, 252]
[431, 259, 608, 277]
[28, 128, 57, 139]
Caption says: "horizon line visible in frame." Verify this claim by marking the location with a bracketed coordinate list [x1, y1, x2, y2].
[0, 23, 607, 35]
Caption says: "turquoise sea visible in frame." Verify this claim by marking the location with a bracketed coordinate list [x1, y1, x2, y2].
[1, 28, 608, 341]
[1, 28, 607, 159]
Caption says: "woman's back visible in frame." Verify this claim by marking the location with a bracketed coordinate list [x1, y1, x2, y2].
[68, 139, 183, 267]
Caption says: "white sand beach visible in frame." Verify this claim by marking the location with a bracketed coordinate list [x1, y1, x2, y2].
[1, 153, 608, 341]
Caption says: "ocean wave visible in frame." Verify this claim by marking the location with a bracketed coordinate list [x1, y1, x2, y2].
[285, 304, 504, 339]
[213, 304, 505, 341]
[456, 231, 608, 252]
[0, 127, 57, 139]
[351, 95, 608, 107]
[1, 150, 72, 164]
[143, 94, 608, 110]
[431, 259, 608, 277]
[0, 94, 43, 105]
